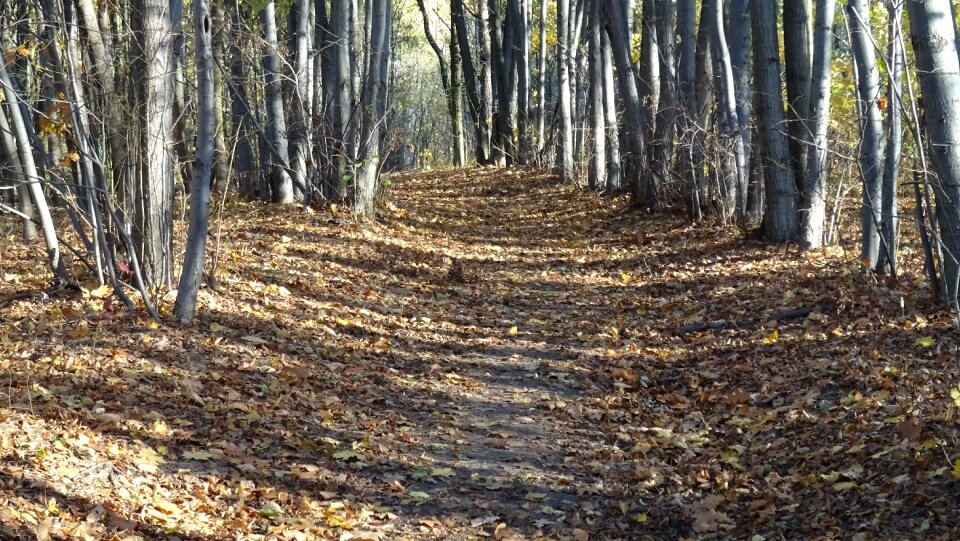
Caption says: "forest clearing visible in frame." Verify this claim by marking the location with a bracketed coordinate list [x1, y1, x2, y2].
[2, 169, 959, 540]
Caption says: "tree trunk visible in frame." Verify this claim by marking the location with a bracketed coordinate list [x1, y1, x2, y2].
[226, 0, 256, 199]
[174, 0, 215, 321]
[651, 0, 676, 210]
[752, 0, 799, 242]
[906, 0, 960, 309]
[536, 0, 547, 153]
[601, 14, 621, 193]
[557, 0, 575, 182]
[877, 1, 903, 275]
[260, 1, 295, 203]
[783, 0, 812, 195]
[452, 0, 492, 164]
[131, 0, 176, 288]
[801, 0, 836, 248]
[847, 0, 884, 267]
[710, 0, 746, 222]
[287, 0, 311, 200]
[587, 0, 605, 191]
[728, 0, 755, 222]
[354, 0, 391, 216]
[603, 0, 647, 203]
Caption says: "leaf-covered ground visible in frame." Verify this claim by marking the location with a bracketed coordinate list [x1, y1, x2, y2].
[2, 168, 960, 540]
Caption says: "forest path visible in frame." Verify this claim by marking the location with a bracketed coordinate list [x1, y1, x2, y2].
[1, 167, 958, 541]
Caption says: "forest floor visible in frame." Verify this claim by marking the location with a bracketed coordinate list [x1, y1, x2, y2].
[2, 168, 960, 541]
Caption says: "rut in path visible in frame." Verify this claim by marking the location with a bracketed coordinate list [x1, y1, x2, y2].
[373, 169, 640, 536]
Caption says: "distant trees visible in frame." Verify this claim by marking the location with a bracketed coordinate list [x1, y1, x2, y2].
[6, 0, 960, 322]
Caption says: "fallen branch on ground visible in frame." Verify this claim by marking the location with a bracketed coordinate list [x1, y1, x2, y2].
[677, 304, 834, 335]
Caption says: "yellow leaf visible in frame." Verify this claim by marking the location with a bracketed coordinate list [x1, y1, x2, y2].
[952, 459, 960, 479]
[914, 336, 936, 348]
[153, 499, 180, 514]
[632, 512, 649, 523]
[150, 419, 170, 436]
[16, 46, 31, 57]
[63, 151, 80, 167]
[508, 326, 519, 335]
[761, 329, 779, 345]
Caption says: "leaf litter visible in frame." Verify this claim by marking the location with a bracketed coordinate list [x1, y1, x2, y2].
[0, 167, 959, 540]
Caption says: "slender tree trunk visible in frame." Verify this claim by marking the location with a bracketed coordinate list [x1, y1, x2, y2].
[515, 0, 531, 164]
[452, 0, 491, 163]
[801, 0, 836, 248]
[877, 1, 902, 275]
[327, 0, 354, 201]
[175, 0, 215, 321]
[752, 0, 799, 242]
[536, 0, 547, 153]
[651, 0, 676, 209]
[848, 0, 884, 267]
[226, 0, 255, 199]
[729, 0, 755, 221]
[600, 5, 620, 193]
[710, 0, 746, 222]
[287, 0, 311, 200]
[906, 0, 960, 310]
[557, 0, 575, 181]
[260, 1, 295, 203]
[451, 17, 466, 166]
[588, 0, 605, 191]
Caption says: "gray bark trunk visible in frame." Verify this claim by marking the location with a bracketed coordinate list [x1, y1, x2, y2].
[752, 0, 799, 242]
[906, 0, 960, 309]
[132, 0, 176, 288]
[174, 0, 215, 321]
[877, 2, 902, 275]
[354, 0, 391, 216]
[226, 0, 255, 198]
[557, 0, 575, 182]
[710, 0, 746, 222]
[728, 0, 755, 221]
[847, 0, 884, 267]
[601, 14, 621, 193]
[260, 1, 295, 203]
[801, 0, 836, 248]
[603, 0, 647, 203]
[588, 0, 605, 191]
[287, 0, 311, 200]
[783, 0, 812, 195]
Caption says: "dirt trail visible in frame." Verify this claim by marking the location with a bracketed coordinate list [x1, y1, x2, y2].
[1, 168, 958, 540]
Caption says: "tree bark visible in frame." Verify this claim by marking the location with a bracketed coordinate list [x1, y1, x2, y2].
[174, 0, 215, 321]
[752, 0, 799, 242]
[603, 0, 647, 203]
[801, 0, 837, 248]
[906, 0, 960, 309]
[354, 0, 391, 216]
[783, 0, 812, 195]
[260, 1, 295, 203]
[710, 0, 746, 222]
[847, 0, 884, 267]
[131, 0, 176, 288]
[877, 1, 903, 275]
[557, 0, 575, 182]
